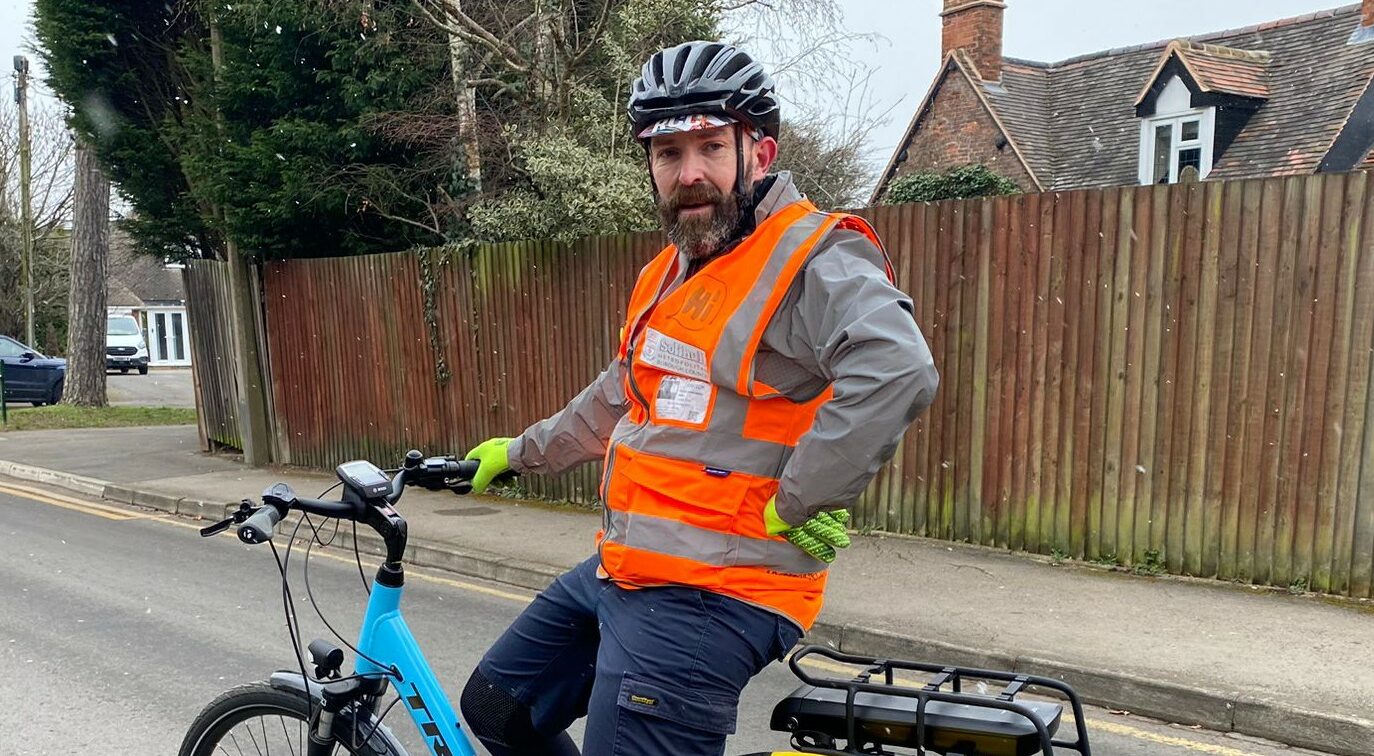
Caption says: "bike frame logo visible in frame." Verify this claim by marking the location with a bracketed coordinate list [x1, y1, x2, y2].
[405, 684, 453, 756]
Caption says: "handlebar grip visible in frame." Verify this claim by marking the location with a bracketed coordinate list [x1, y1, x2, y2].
[238, 506, 284, 544]
[451, 459, 481, 480]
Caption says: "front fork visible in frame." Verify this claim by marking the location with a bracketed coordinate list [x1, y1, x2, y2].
[306, 676, 390, 755]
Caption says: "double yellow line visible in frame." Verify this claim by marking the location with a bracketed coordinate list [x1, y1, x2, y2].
[0, 480, 145, 521]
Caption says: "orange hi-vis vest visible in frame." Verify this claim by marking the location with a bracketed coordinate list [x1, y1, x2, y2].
[597, 198, 893, 630]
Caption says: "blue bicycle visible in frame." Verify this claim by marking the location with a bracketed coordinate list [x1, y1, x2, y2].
[178, 450, 1092, 756]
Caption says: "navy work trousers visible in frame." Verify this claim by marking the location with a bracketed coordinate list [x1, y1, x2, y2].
[476, 555, 803, 755]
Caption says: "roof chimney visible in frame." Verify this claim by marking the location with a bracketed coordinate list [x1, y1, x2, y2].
[942, 0, 1006, 81]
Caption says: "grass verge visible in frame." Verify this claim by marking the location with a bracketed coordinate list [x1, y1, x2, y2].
[0, 405, 197, 431]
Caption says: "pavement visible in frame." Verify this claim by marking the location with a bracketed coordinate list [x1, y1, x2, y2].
[1, 424, 1371, 755]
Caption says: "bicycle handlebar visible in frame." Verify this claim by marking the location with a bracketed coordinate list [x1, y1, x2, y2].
[231, 450, 480, 545]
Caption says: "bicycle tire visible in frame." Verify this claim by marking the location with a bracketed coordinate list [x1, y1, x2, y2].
[178, 682, 406, 756]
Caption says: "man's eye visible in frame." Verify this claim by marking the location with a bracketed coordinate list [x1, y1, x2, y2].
[704, 142, 727, 153]
[655, 149, 679, 161]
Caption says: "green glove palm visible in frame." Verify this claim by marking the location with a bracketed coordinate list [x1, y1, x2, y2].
[464, 437, 513, 493]
[764, 497, 852, 564]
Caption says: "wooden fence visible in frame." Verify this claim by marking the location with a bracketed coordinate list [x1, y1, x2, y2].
[241, 171, 1374, 597]
[261, 235, 665, 503]
[183, 261, 242, 450]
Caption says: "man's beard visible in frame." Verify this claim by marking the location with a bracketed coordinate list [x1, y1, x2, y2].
[658, 182, 745, 260]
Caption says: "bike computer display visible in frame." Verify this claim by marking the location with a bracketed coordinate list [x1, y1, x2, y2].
[336, 460, 392, 499]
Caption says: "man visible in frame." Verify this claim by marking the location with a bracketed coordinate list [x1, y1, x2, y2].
[458, 40, 938, 756]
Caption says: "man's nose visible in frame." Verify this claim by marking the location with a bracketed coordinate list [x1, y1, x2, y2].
[676, 149, 709, 187]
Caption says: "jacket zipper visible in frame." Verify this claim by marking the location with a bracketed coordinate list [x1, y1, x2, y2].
[624, 344, 651, 416]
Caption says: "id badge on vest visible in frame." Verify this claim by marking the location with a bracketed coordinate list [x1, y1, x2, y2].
[655, 375, 713, 425]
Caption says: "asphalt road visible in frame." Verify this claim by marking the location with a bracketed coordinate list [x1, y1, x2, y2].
[1, 368, 194, 410]
[0, 480, 1332, 756]
[107, 367, 196, 408]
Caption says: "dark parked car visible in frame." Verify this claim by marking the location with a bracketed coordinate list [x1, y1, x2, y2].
[0, 335, 66, 406]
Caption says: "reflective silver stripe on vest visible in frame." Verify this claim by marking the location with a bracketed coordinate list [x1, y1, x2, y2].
[711, 210, 835, 394]
[604, 508, 827, 575]
[608, 413, 793, 479]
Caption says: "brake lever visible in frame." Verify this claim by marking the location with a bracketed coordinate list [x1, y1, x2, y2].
[199, 500, 257, 538]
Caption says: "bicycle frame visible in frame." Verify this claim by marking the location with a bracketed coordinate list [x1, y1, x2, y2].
[353, 580, 477, 756]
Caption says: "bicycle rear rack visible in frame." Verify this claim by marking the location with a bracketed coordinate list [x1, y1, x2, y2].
[776, 646, 1092, 756]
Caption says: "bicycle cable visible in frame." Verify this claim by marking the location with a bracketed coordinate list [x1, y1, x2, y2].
[352, 520, 370, 596]
[353, 694, 404, 751]
[262, 477, 406, 748]
[301, 511, 395, 676]
[269, 537, 318, 732]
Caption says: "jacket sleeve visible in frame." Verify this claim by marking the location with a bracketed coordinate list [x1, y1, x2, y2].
[507, 359, 630, 476]
[770, 230, 939, 526]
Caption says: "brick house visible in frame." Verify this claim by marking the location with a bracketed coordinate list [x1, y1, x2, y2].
[870, 1, 1374, 202]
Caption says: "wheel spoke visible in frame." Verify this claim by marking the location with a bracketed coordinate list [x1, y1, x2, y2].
[192, 696, 347, 756]
[278, 715, 296, 756]
[244, 720, 264, 755]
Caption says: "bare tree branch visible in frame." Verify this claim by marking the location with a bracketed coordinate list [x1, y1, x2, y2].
[412, 0, 534, 76]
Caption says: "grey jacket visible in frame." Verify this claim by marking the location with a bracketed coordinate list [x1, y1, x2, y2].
[508, 173, 939, 526]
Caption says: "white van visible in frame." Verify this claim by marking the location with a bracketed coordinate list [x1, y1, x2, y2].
[106, 314, 150, 375]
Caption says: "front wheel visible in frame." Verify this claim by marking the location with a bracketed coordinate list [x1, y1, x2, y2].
[178, 683, 404, 756]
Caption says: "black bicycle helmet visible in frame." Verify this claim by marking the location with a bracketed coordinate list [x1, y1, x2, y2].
[628, 41, 781, 142]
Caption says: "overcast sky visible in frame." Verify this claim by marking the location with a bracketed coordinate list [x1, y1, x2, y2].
[0, 0, 1351, 168]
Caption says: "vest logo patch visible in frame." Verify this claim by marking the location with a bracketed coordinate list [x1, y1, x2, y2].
[674, 275, 727, 329]
[628, 694, 658, 707]
[639, 328, 709, 381]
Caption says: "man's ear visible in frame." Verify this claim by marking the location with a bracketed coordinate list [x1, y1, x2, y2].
[752, 135, 778, 182]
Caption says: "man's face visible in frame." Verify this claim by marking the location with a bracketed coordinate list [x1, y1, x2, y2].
[648, 126, 777, 259]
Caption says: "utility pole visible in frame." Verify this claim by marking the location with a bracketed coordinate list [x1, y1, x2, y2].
[14, 55, 35, 347]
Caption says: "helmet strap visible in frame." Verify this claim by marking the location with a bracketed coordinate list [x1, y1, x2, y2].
[641, 140, 660, 202]
[733, 123, 748, 198]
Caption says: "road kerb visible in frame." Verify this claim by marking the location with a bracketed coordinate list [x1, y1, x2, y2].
[0, 460, 109, 497]
[1232, 695, 1374, 756]
[841, 625, 1019, 673]
[131, 489, 182, 514]
[1013, 655, 1235, 730]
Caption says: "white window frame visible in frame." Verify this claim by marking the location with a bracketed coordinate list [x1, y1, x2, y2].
[1138, 108, 1215, 185]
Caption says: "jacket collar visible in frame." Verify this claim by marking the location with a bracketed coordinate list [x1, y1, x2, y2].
[752, 171, 804, 225]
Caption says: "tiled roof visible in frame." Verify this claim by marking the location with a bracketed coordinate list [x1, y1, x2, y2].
[107, 227, 186, 305]
[893, 5, 1374, 192]
[984, 62, 1055, 186]
[1169, 41, 1272, 100]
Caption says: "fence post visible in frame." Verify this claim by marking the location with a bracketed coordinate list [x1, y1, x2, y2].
[226, 245, 272, 466]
